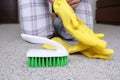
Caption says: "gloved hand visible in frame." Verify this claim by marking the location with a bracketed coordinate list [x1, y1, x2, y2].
[42, 0, 114, 60]
[53, 0, 107, 49]
[42, 34, 103, 53]
[42, 37, 114, 60]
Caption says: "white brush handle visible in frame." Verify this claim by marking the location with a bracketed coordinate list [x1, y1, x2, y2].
[21, 34, 68, 53]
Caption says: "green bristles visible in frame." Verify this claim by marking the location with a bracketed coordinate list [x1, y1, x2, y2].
[27, 56, 68, 67]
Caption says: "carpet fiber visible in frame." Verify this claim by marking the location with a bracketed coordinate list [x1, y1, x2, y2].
[0, 24, 120, 80]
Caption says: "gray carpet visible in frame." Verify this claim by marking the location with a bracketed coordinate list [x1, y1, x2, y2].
[0, 24, 120, 80]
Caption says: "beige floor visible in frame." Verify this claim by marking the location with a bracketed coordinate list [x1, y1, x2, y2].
[0, 24, 120, 80]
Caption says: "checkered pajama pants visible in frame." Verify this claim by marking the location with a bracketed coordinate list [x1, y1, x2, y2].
[18, 0, 93, 39]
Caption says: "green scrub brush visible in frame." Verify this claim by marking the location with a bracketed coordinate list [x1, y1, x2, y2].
[21, 34, 69, 67]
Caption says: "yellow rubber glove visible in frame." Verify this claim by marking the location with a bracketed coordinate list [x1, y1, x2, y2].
[42, 33, 104, 51]
[42, 37, 90, 53]
[82, 47, 114, 60]
[80, 43, 114, 60]
[81, 50, 111, 60]
[42, 37, 114, 59]
[88, 47, 114, 55]
[68, 42, 90, 54]
[95, 33, 104, 38]
[69, 42, 114, 55]
[42, 37, 104, 54]
[53, 0, 106, 49]
[42, 0, 114, 60]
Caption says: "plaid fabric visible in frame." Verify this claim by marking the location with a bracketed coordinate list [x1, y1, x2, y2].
[53, 1, 94, 40]
[18, 0, 93, 39]
[18, 0, 53, 38]
[75, 1, 93, 29]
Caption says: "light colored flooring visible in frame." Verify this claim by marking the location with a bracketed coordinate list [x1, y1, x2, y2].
[0, 24, 120, 80]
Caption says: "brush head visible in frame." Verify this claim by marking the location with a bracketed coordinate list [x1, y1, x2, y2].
[27, 49, 69, 67]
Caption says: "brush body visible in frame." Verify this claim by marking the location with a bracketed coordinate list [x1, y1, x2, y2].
[21, 34, 69, 67]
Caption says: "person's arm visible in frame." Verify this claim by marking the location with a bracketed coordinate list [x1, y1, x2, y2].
[50, 0, 80, 19]
[49, 0, 54, 4]
[49, 0, 80, 9]
[67, 0, 80, 9]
